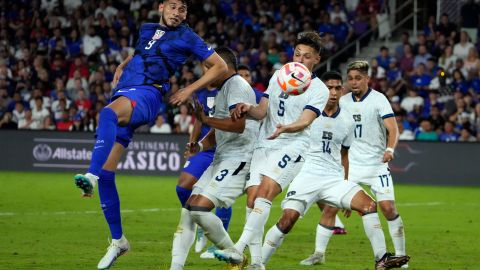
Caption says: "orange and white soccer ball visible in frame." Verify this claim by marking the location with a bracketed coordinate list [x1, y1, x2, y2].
[276, 62, 312, 95]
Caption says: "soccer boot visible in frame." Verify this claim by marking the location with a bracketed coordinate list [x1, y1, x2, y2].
[200, 245, 217, 259]
[332, 227, 347, 235]
[299, 251, 325, 265]
[75, 173, 98, 197]
[97, 235, 130, 269]
[214, 247, 245, 264]
[375, 252, 410, 270]
[195, 227, 208, 253]
[225, 254, 248, 270]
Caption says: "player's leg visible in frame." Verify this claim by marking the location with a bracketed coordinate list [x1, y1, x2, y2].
[96, 142, 130, 270]
[170, 196, 198, 270]
[317, 202, 347, 234]
[300, 204, 338, 266]
[244, 184, 264, 266]
[262, 208, 300, 264]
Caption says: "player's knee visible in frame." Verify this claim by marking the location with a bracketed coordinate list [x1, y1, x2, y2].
[360, 200, 377, 215]
[189, 209, 208, 226]
[379, 202, 398, 219]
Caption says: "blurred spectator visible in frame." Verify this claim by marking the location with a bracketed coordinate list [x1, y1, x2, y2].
[42, 116, 56, 130]
[83, 26, 103, 56]
[31, 97, 50, 128]
[438, 45, 457, 74]
[436, 13, 457, 38]
[18, 109, 33, 129]
[414, 45, 432, 68]
[401, 88, 424, 113]
[56, 111, 73, 131]
[460, 0, 480, 43]
[398, 121, 415, 140]
[439, 121, 460, 142]
[150, 115, 172, 134]
[463, 47, 480, 73]
[173, 104, 193, 134]
[410, 64, 431, 91]
[453, 31, 474, 60]
[458, 126, 477, 142]
[376, 46, 393, 70]
[0, 111, 17, 129]
[416, 119, 439, 141]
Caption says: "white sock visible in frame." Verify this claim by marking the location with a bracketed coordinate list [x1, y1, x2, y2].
[362, 213, 387, 260]
[261, 225, 285, 264]
[334, 215, 345, 228]
[190, 211, 234, 249]
[235, 198, 272, 252]
[171, 208, 195, 268]
[387, 215, 406, 256]
[246, 207, 252, 221]
[245, 207, 263, 264]
[315, 224, 334, 253]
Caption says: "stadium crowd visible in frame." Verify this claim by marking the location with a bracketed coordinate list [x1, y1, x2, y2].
[0, 0, 479, 142]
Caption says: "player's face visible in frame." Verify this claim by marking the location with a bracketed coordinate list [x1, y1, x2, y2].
[347, 69, 369, 97]
[238, 69, 253, 85]
[159, 0, 187, 28]
[325, 79, 343, 107]
[293, 44, 320, 71]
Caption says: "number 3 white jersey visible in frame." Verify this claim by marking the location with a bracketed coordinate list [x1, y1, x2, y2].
[339, 89, 395, 166]
[257, 71, 329, 150]
[306, 108, 355, 174]
[214, 75, 260, 161]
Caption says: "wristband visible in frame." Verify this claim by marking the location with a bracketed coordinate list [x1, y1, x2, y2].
[198, 142, 204, 152]
[385, 147, 394, 154]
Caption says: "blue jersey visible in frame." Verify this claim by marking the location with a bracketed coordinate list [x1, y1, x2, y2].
[116, 23, 214, 92]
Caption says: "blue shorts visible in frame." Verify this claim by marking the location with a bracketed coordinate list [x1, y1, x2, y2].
[182, 150, 215, 179]
[112, 85, 163, 148]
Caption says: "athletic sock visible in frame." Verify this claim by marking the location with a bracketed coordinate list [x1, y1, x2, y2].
[362, 213, 387, 260]
[315, 224, 334, 253]
[98, 169, 122, 239]
[215, 207, 232, 230]
[261, 224, 285, 264]
[190, 211, 234, 249]
[387, 215, 406, 256]
[235, 198, 272, 252]
[335, 214, 345, 228]
[171, 208, 196, 268]
[175, 186, 192, 207]
[88, 108, 118, 176]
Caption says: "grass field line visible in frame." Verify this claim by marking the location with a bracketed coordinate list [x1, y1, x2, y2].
[0, 201, 453, 217]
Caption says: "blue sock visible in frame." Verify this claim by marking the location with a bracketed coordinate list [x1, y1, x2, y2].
[88, 108, 118, 176]
[175, 185, 192, 207]
[98, 169, 123, 240]
[215, 207, 232, 231]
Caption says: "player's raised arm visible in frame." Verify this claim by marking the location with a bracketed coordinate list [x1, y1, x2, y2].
[233, 97, 268, 120]
[267, 109, 317, 140]
[170, 53, 227, 105]
[383, 116, 399, 163]
[192, 98, 246, 133]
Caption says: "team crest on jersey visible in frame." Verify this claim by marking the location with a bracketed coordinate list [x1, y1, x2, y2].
[152, 30, 165, 40]
[278, 92, 289, 99]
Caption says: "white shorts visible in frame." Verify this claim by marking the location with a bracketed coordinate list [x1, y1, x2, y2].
[192, 160, 250, 208]
[245, 147, 304, 190]
[282, 169, 362, 217]
[348, 163, 395, 201]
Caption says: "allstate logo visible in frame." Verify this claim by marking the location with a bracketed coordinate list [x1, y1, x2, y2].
[33, 144, 53, 161]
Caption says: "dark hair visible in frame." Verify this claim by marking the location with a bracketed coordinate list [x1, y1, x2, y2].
[215, 47, 238, 72]
[294, 31, 324, 55]
[321, 71, 343, 83]
[161, 0, 189, 7]
[238, 64, 250, 71]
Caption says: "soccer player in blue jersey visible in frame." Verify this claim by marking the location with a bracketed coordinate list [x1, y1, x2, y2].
[73, 1, 227, 269]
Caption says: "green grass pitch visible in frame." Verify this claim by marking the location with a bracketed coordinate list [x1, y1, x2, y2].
[0, 171, 479, 270]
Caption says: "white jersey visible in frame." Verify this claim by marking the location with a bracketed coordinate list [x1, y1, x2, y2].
[213, 75, 260, 161]
[340, 89, 394, 166]
[306, 107, 355, 174]
[257, 71, 329, 150]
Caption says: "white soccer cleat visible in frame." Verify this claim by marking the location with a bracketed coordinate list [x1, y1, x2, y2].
[75, 173, 98, 197]
[299, 251, 325, 266]
[200, 245, 217, 259]
[195, 227, 208, 253]
[97, 235, 130, 270]
[401, 263, 409, 268]
[247, 263, 266, 270]
[214, 247, 244, 264]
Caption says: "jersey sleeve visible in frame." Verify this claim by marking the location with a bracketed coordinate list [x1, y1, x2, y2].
[377, 93, 395, 119]
[185, 28, 214, 61]
[304, 82, 329, 117]
[264, 71, 279, 98]
[227, 79, 255, 111]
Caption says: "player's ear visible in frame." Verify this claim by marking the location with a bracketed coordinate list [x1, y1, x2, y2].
[158, 2, 164, 13]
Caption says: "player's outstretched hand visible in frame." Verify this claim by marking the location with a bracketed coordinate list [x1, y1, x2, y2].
[267, 124, 285, 140]
[190, 98, 207, 122]
[382, 151, 394, 163]
[232, 103, 251, 119]
[185, 142, 200, 158]
[170, 88, 192, 106]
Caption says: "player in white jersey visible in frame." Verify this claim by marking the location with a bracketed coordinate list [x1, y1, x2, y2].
[170, 47, 259, 270]
[262, 71, 407, 270]
[341, 60, 408, 267]
[214, 32, 329, 269]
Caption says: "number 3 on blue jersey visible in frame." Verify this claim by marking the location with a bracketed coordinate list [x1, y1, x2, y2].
[278, 100, 285, 116]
